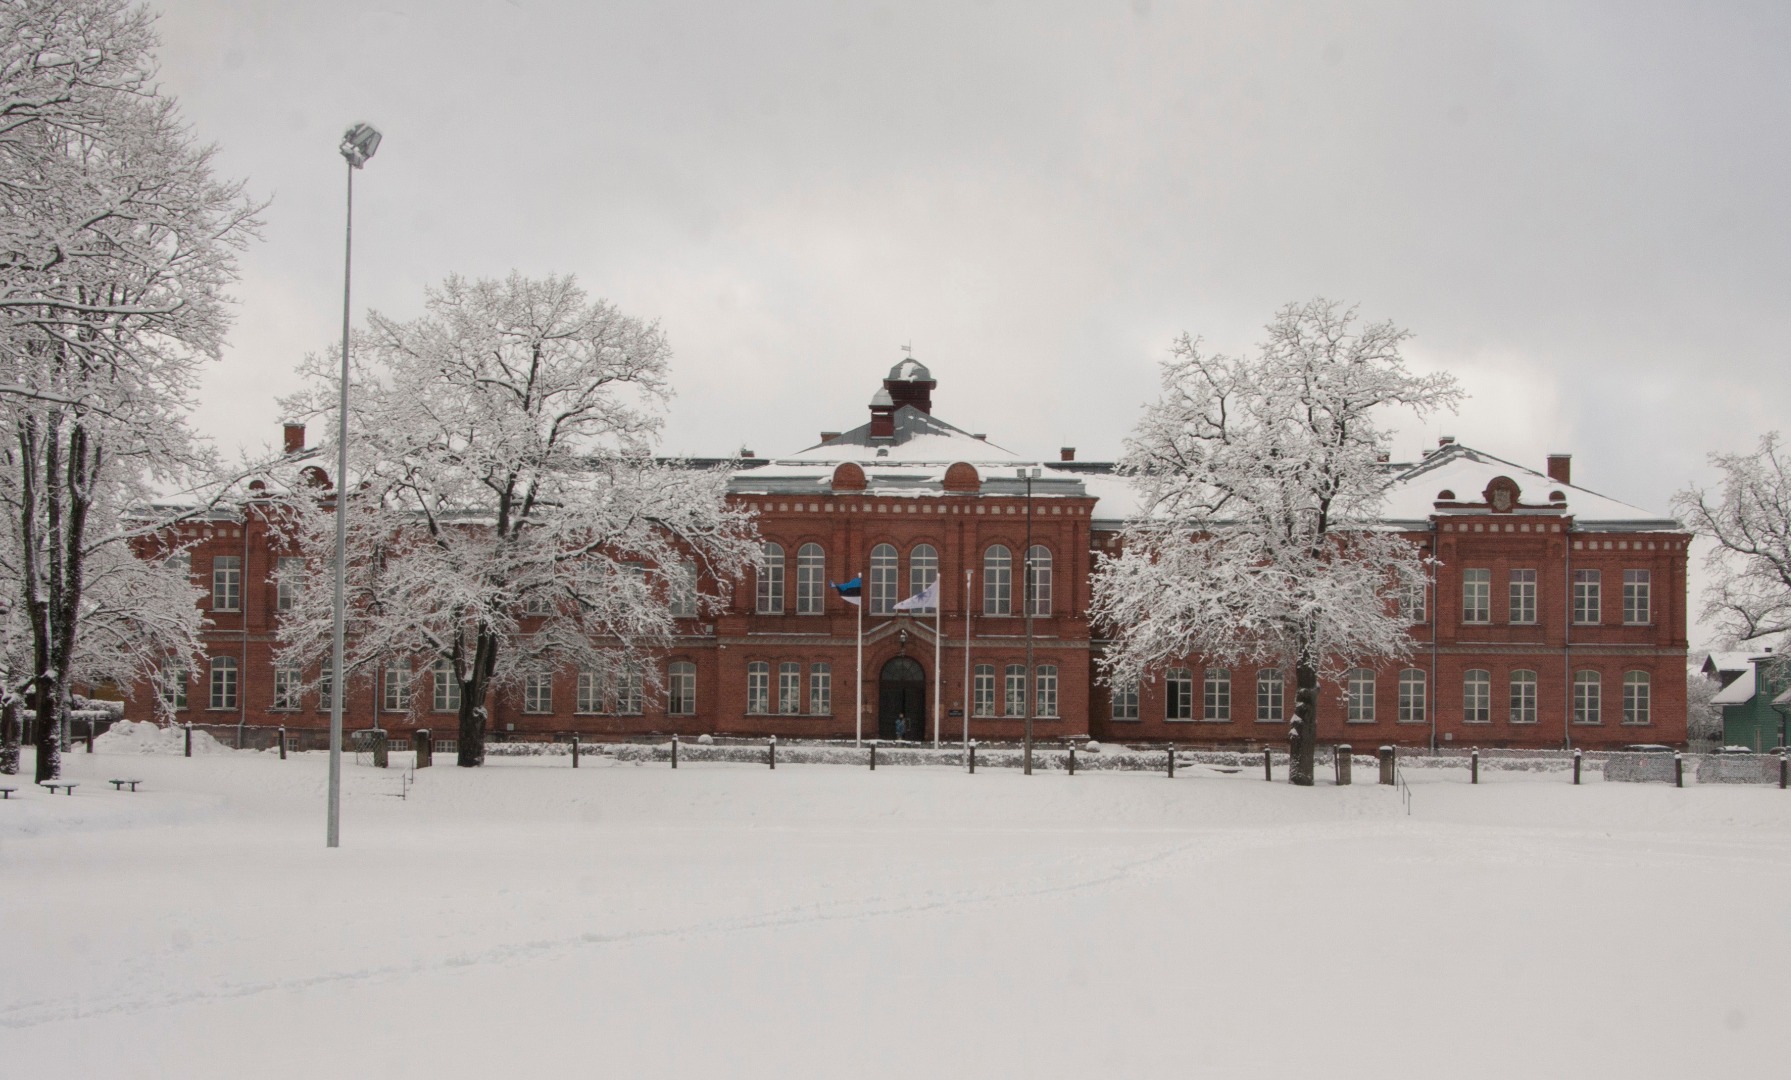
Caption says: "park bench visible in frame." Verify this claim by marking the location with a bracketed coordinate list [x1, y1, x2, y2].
[108, 779, 142, 792]
[38, 781, 78, 796]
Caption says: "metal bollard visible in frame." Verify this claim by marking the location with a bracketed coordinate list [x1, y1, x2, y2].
[1166, 744, 1176, 778]
[1068, 743, 1076, 776]
[769, 735, 777, 770]
[572, 733, 580, 768]
[1264, 748, 1272, 781]
[279, 725, 287, 761]
[671, 734, 678, 769]
[1674, 752, 1684, 788]
[869, 741, 877, 771]
[1573, 748, 1581, 785]
[968, 740, 976, 774]
[85, 724, 94, 753]
[1470, 747, 1478, 785]
[1335, 744, 1352, 786]
[1781, 750, 1787, 790]
[1378, 745, 1395, 786]
[184, 723, 192, 758]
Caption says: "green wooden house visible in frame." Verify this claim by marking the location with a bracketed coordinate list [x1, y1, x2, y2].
[1707, 651, 1789, 750]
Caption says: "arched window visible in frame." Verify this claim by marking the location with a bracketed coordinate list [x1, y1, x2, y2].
[746, 661, 770, 714]
[1203, 668, 1231, 721]
[1026, 545, 1052, 616]
[1463, 669, 1490, 723]
[1397, 669, 1426, 723]
[1574, 670, 1601, 725]
[983, 545, 1012, 616]
[756, 542, 785, 615]
[1166, 668, 1194, 720]
[869, 543, 899, 614]
[909, 544, 939, 607]
[796, 543, 826, 614]
[1622, 671, 1651, 724]
[208, 656, 237, 711]
[668, 661, 696, 715]
[1346, 668, 1375, 723]
[1509, 670, 1538, 724]
[1256, 669, 1284, 722]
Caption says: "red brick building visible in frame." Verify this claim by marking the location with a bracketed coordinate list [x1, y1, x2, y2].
[125, 358, 1688, 749]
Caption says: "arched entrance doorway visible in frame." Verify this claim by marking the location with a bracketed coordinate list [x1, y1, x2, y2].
[878, 656, 926, 741]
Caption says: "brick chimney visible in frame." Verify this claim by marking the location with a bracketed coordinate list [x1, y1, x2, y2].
[1546, 453, 1571, 485]
[282, 423, 305, 454]
[869, 387, 895, 440]
[1060, 447, 1075, 461]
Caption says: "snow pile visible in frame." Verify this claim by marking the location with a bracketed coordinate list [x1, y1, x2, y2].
[92, 720, 229, 756]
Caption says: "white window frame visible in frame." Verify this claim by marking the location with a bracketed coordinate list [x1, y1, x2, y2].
[796, 544, 826, 615]
[1461, 569, 1490, 624]
[382, 658, 411, 712]
[1111, 681, 1139, 721]
[1573, 670, 1601, 725]
[1004, 664, 1026, 717]
[1622, 570, 1650, 625]
[1025, 545, 1051, 617]
[1036, 665, 1059, 718]
[1509, 569, 1537, 625]
[1256, 669, 1284, 722]
[1573, 569, 1601, 625]
[668, 662, 696, 716]
[746, 661, 770, 714]
[576, 668, 604, 714]
[1622, 671, 1651, 725]
[1509, 670, 1538, 724]
[809, 663, 831, 715]
[208, 656, 237, 711]
[617, 664, 644, 716]
[909, 544, 938, 608]
[973, 664, 996, 717]
[276, 556, 304, 612]
[869, 543, 898, 615]
[1202, 668, 1230, 722]
[212, 555, 241, 612]
[1165, 668, 1193, 721]
[757, 543, 785, 615]
[522, 671, 553, 715]
[1463, 669, 1491, 724]
[1346, 668, 1375, 723]
[777, 661, 801, 715]
[983, 546, 1011, 616]
[432, 659, 461, 714]
[1397, 669, 1426, 724]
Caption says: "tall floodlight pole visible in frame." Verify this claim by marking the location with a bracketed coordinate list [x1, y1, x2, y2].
[328, 122, 381, 850]
[1019, 466, 1039, 774]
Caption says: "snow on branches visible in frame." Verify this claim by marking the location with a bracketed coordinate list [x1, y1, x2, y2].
[1091, 298, 1459, 784]
[276, 273, 758, 766]
[1675, 433, 1791, 668]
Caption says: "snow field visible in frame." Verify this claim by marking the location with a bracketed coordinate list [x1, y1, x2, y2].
[3, 747, 1789, 1078]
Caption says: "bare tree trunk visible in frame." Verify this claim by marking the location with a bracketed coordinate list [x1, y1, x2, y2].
[32, 676, 60, 783]
[0, 698, 19, 775]
[1290, 659, 1319, 786]
[455, 631, 499, 767]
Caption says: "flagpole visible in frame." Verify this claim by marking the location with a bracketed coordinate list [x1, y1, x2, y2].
[963, 567, 971, 757]
[855, 569, 863, 748]
[932, 575, 941, 749]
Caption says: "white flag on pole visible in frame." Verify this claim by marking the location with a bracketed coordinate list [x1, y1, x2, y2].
[894, 576, 939, 612]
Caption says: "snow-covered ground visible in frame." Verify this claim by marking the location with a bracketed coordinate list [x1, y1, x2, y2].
[3, 744, 1788, 1078]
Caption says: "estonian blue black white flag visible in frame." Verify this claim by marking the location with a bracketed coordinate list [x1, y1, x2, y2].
[831, 576, 863, 607]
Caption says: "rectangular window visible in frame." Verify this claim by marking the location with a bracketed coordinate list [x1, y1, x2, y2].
[1461, 569, 1490, 624]
[159, 664, 190, 711]
[973, 664, 996, 717]
[746, 662, 770, 714]
[1622, 672, 1651, 724]
[809, 663, 831, 715]
[669, 561, 698, 618]
[1166, 670, 1194, 721]
[1036, 665, 1059, 718]
[272, 665, 301, 711]
[1622, 570, 1650, 625]
[618, 664, 643, 715]
[1397, 669, 1426, 723]
[522, 591, 551, 616]
[1508, 569, 1537, 625]
[432, 659, 460, 713]
[209, 656, 237, 710]
[382, 659, 411, 712]
[1573, 670, 1601, 724]
[1463, 670, 1491, 724]
[1573, 569, 1601, 625]
[523, 671, 553, 714]
[1346, 669, 1375, 723]
[276, 556, 304, 612]
[1256, 669, 1284, 722]
[318, 658, 334, 710]
[1004, 664, 1027, 717]
[212, 556, 241, 612]
[1509, 670, 1538, 724]
[1111, 682, 1138, 721]
[796, 546, 825, 615]
[577, 668, 604, 714]
[1203, 668, 1230, 721]
[1400, 582, 1427, 624]
[778, 662, 801, 714]
[757, 544, 785, 615]
[668, 663, 696, 715]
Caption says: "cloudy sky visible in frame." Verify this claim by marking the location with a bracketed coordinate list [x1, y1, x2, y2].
[154, 0, 1787, 525]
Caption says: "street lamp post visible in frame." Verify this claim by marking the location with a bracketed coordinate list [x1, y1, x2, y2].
[1018, 466, 1039, 775]
[327, 123, 381, 850]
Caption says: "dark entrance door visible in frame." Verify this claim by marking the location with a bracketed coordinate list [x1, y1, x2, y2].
[878, 656, 926, 741]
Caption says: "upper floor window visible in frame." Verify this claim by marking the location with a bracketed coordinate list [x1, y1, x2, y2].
[522, 590, 552, 616]
[212, 556, 241, 612]
[668, 661, 696, 716]
[1508, 569, 1537, 625]
[1463, 669, 1491, 723]
[1509, 669, 1538, 724]
[1165, 668, 1194, 721]
[1461, 569, 1490, 624]
[973, 664, 996, 717]
[1622, 671, 1651, 724]
[983, 546, 1012, 616]
[208, 656, 238, 710]
[1111, 681, 1139, 721]
[1573, 569, 1601, 625]
[1256, 669, 1284, 722]
[869, 543, 899, 615]
[746, 661, 770, 714]
[909, 544, 938, 608]
[1622, 570, 1650, 625]
[1397, 669, 1426, 723]
[1203, 668, 1231, 721]
[1573, 670, 1601, 724]
[276, 556, 304, 612]
[668, 560, 698, 618]
[796, 544, 826, 615]
[1025, 545, 1052, 616]
[1399, 581, 1427, 624]
[757, 543, 785, 615]
[1345, 668, 1375, 722]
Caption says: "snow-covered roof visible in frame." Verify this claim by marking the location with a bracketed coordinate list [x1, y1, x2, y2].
[1713, 667, 1758, 705]
[888, 358, 932, 382]
[787, 406, 1020, 464]
[1379, 444, 1680, 531]
[1703, 652, 1759, 678]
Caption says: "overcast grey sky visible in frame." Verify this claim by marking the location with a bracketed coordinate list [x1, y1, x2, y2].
[155, 0, 1788, 525]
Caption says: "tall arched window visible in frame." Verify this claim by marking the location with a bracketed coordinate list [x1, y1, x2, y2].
[756, 542, 785, 615]
[1025, 545, 1052, 616]
[796, 543, 826, 614]
[909, 544, 938, 606]
[869, 543, 899, 614]
[983, 545, 1011, 616]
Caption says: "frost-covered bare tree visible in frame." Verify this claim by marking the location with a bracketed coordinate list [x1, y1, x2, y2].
[0, 0, 260, 779]
[1091, 299, 1460, 785]
[1675, 435, 1791, 678]
[277, 273, 758, 767]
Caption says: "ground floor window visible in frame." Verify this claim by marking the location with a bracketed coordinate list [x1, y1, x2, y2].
[1111, 682, 1138, 721]
[810, 663, 832, 715]
[383, 658, 411, 713]
[209, 656, 237, 711]
[778, 662, 801, 714]
[1203, 668, 1230, 721]
[1623, 671, 1650, 724]
[160, 664, 190, 711]
[1166, 668, 1193, 720]
[1509, 670, 1538, 724]
[747, 662, 770, 714]
[1256, 669, 1283, 722]
[618, 664, 644, 715]
[973, 665, 995, 717]
[1004, 664, 1027, 717]
[523, 671, 553, 714]
[432, 659, 460, 714]
[1463, 669, 1490, 723]
[1397, 669, 1426, 724]
[1036, 665, 1058, 718]
[1574, 671, 1601, 724]
[272, 665, 301, 711]
[1346, 668, 1375, 723]
[577, 668, 603, 714]
[668, 662, 696, 715]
